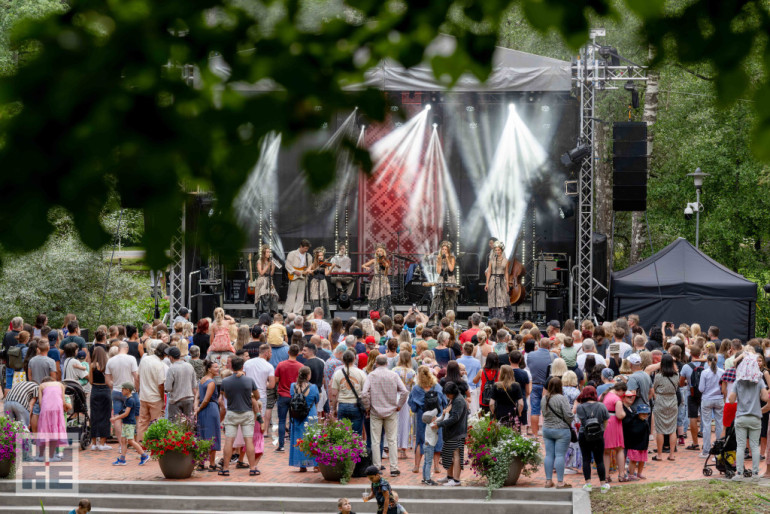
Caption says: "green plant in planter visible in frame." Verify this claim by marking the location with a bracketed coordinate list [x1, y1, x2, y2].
[142, 417, 211, 464]
[295, 417, 367, 484]
[466, 413, 542, 498]
[0, 416, 31, 478]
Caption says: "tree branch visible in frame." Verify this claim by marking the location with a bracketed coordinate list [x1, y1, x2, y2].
[672, 63, 713, 81]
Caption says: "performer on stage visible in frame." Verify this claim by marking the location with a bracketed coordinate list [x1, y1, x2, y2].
[362, 243, 393, 318]
[284, 239, 312, 315]
[430, 240, 458, 319]
[250, 244, 279, 315]
[485, 241, 511, 320]
[329, 244, 355, 298]
[308, 247, 331, 319]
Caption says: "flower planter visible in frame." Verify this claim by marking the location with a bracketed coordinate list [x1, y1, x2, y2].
[503, 456, 524, 486]
[318, 461, 346, 482]
[0, 458, 12, 479]
[158, 451, 194, 479]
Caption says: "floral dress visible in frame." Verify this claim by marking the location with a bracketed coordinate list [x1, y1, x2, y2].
[369, 265, 393, 317]
[393, 366, 416, 449]
[563, 385, 582, 470]
[308, 268, 330, 319]
[254, 265, 279, 316]
[487, 257, 510, 319]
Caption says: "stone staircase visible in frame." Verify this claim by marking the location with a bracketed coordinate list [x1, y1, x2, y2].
[0, 480, 589, 514]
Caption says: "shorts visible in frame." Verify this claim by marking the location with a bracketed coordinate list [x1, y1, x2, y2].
[530, 384, 544, 416]
[112, 390, 126, 415]
[224, 411, 255, 438]
[121, 424, 137, 440]
[32, 402, 41, 416]
[267, 386, 278, 410]
[687, 395, 701, 419]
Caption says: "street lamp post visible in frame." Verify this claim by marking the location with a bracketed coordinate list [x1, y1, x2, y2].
[686, 167, 709, 249]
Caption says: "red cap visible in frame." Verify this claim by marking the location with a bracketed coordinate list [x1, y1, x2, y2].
[369, 310, 381, 320]
[365, 336, 376, 344]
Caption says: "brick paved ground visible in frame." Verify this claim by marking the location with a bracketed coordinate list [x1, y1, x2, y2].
[69, 429, 731, 487]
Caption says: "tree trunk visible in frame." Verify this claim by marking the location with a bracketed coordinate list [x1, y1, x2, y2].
[594, 121, 612, 272]
[629, 46, 660, 264]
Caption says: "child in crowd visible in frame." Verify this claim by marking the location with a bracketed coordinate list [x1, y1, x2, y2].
[389, 491, 409, 514]
[109, 383, 149, 466]
[421, 408, 443, 485]
[76, 350, 91, 406]
[337, 497, 355, 514]
[363, 465, 398, 514]
[68, 499, 91, 514]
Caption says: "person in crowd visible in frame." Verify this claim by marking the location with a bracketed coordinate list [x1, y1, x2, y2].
[110, 382, 149, 466]
[652, 354, 680, 461]
[125, 324, 143, 365]
[489, 365, 523, 427]
[331, 350, 367, 435]
[622, 392, 651, 480]
[392, 350, 416, 459]
[36, 377, 69, 461]
[698, 353, 724, 457]
[219, 356, 260, 476]
[626, 354, 652, 411]
[192, 319, 211, 357]
[3, 379, 38, 427]
[575, 385, 610, 493]
[596, 368, 615, 396]
[456, 342, 481, 414]
[509, 351, 531, 429]
[105, 341, 139, 439]
[577, 340, 607, 371]
[195, 360, 221, 471]
[459, 313, 481, 344]
[430, 381, 467, 487]
[289, 366, 319, 472]
[68, 499, 92, 514]
[59, 320, 88, 361]
[28, 338, 57, 384]
[542, 377, 573, 488]
[362, 465, 397, 514]
[209, 308, 236, 354]
[244, 343, 276, 433]
[560, 336, 578, 371]
[301, 342, 325, 407]
[164, 346, 196, 419]
[727, 351, 768, 480]
[61, 343, 87, 382]
[681, 345, 706, 450]
[362, 355, 409, 477]
[409, 366, 446, 479]
[473, 351, 500, 414]
[189, 345, 205, 381]
[603, 381, 627, 482]
[88, 346, 112, 450]
[274, 344, 303, 452]
[527, 337, 557, 438]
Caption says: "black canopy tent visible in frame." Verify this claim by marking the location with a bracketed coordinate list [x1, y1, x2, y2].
[610, 238, 757, 341]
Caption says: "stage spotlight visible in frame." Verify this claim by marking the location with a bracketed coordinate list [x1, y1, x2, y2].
[466, 106, 475, 112]
[356, 113, 370, 128]
[508, 103, 515, 110]
[338, 293, 352, 309]
[541, 105, 550, 112]
[528, 95, 535, 102]
[625, 80, 640, 108]
[599, 46, 620, 66]
[425, 104, 432, 110]
[559, 203, 575, 219]
[560, 144, 590, 167]
[390, 105, 399, 112]
[469, 122, 478, 129]
[432, 123, 438, 129]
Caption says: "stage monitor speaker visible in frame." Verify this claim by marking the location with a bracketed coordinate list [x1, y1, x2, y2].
[338, 293, 352, 310]
[192, 293, 220, 322]
[335, 310, 357, 321]
[225, 269, 248, 303]
[546, 296, 564, 322]
[613, 122, 648, 212]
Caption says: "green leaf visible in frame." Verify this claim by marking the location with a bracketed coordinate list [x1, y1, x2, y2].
[624, 0, 663, 18]
[302, 149, 336, 192]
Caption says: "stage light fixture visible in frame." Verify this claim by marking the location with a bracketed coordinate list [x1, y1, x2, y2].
[560, 144, 590, 167]
[390, 105, 399, 112]
[541, 105, 550, 112]
[528, 95, 535, 102]
[559, 203, 575, 219]
[508, 103, 515, 110]
[425, 104, 432, 110]
[599, 46, 620, 66]
[338, 293, 352, 310]
[469, 122, 478, 129]
[408, 91, 415, 99]
[466, 106, 475, 112]
[432, 123, 438, 129]
[625, 80, 640, 108]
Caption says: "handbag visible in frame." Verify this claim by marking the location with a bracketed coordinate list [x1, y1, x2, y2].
[548, 400, 578, 443]
[669, 377, 682, 405]
[342, 368, 366, 415]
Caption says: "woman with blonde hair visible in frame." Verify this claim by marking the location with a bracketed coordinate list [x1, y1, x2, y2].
[393, 350, 416, 459]
[360, 318, 376, 339]
[690, 323, 702, 339]
[408, 365, 447, 478]
[550, 358, 568, 380]
[182, 322, 194, 345]
[619, 358, 633, 375]
[490, 365, 523, 427]
[209, 307, 236, 353]
[475, 330, 494, 368]
[234, 325, 250, 352]
[398, 330, 412, 346]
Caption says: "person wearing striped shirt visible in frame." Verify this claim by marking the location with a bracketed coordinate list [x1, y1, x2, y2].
[3, 380, 39, 427]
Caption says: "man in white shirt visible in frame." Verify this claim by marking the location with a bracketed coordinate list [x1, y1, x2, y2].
[576, 339, 607, 371]
[284, 240, 312, 314]
[137, 342, 167, 441]
[329, 244, 355, 297]
[606, 327, 632, 360]
[105, 341, 139, 436]
[243, 344, 275, 419]
[312, 307, 332, 340]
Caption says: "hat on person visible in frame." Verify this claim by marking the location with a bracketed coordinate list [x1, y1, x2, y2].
[667, 336, 681, 345]
[369, 310, 381, 321]
[352, 328, 364, 338]
[601, 368, 615, 380]
[627, 353, 642, 366]
[624, 390, 637, 397]
[47, 330, 59, 342]
[120, 382, 135, 392]
[179, 307, 189, 316]
[548, 320, 561, 328]
[165, 346, 181, 359]
[365, 336, 376, 345]
[635, 403, 651, 415]
[609, 343, 620, 354]
[76, 350, 87, 359]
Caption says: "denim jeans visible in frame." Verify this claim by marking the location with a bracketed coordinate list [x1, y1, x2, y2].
[543, 427, 571, 482]
[4, 400, 30, 427]
[700, 398, 723, 453]
[337, 403, 364, 435]
[530, 384, 545, 416]
[735, 415, 761, 475]
[422, 443, 435, 482]
[677, 387, 688, 429]
[276, 396, 291, 449]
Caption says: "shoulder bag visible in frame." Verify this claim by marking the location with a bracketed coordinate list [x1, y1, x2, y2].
[668, 376, 682, 405]
[342, 368, 366, 415]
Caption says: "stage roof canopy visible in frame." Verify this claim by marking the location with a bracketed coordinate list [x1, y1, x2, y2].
[610, 238, 757, 340]
[216, 34, 572, 93]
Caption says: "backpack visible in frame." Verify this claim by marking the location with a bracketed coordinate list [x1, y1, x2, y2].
[289, 384, 310, 421]
[481, 370, 498, 406]
[423, 389, 439, 413]
[583, 405, 604, 441]
[7, 345, 23, 371]
[689, 363, 704, 398]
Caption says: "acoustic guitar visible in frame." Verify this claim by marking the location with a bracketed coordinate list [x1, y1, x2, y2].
[287, 266, 308, 281]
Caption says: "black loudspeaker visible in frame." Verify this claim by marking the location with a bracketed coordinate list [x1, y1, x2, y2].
[192, 293, 220, 322]
[546, 296, 564, 322]
[80, 328, 90, 342]
[337, 293, 352, 310]
[613, 122, 648, 212]
[335, 310, 357, 321]
[225, 269, 248, 303]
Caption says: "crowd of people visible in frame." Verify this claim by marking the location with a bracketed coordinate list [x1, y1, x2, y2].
[3, 307, 770, 499]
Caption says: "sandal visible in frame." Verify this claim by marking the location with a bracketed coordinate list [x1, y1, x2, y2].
[299, 467, 307, 473]
[250, 468, 260, 476]
[235, 461, 250, 469]
[651, 456, 662, 461]
[556, 483, 572, 489]
[208, 465, 220, 472]
[636, 474, 646, 480]
[544, 481, 554, 488]
[667, 457, 675, 461]
[196, 464, 205, 471]
[218, 469, 230, 476]
[626, 474, 639, 481]
[685, 444, 700, 451]
[618, 476, 629, 483]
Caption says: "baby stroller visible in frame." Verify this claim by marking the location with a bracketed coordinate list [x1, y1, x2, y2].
[702, 423, 739, 478]
[63, 379, 92, 450]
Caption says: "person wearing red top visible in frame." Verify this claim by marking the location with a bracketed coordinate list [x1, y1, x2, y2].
[459, 313, 482, 344]
[274, 344, 303, 452]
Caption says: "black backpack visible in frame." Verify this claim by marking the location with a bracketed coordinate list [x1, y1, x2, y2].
[423, 389, 439, 413]
[290, 384, 310, 421]
[689, 363, 704, 399]
[481, 370, 498, 406]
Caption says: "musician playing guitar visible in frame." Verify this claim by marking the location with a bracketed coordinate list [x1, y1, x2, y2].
[431, 240, 458, 319]
[249, 244, 279, 316]
[361, 243, 393, 318]
[284, 239, 312, 315]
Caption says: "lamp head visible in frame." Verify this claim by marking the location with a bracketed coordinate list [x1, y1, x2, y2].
[687, 167, 710, 189]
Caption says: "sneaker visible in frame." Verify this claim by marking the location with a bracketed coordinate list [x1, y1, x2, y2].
[112, 457, 127, 466]
[422, 479, 438, 486]
[275, 447, 285, 452]
[731, 474, 745, 482]
[601, 483, 610, 494]
[90, 444, 98, 451]
[34, 456, 46, 462]
[230, 454, 240, 463]
[699, 452, 710, 458]
[436, 476, 451, 484]
[564, 468, 578, 475]
[678, 437, 685, 446]
[582, 484, 593, 492]
[443, 479, 460, 486]
[51, 455, 62, 463]
[139, 453, 150, 466]
[98, 445, 112, 451]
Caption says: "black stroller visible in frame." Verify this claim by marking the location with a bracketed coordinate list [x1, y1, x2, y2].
[702, 423, 746, 479]
[63, 379, 92, 450]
